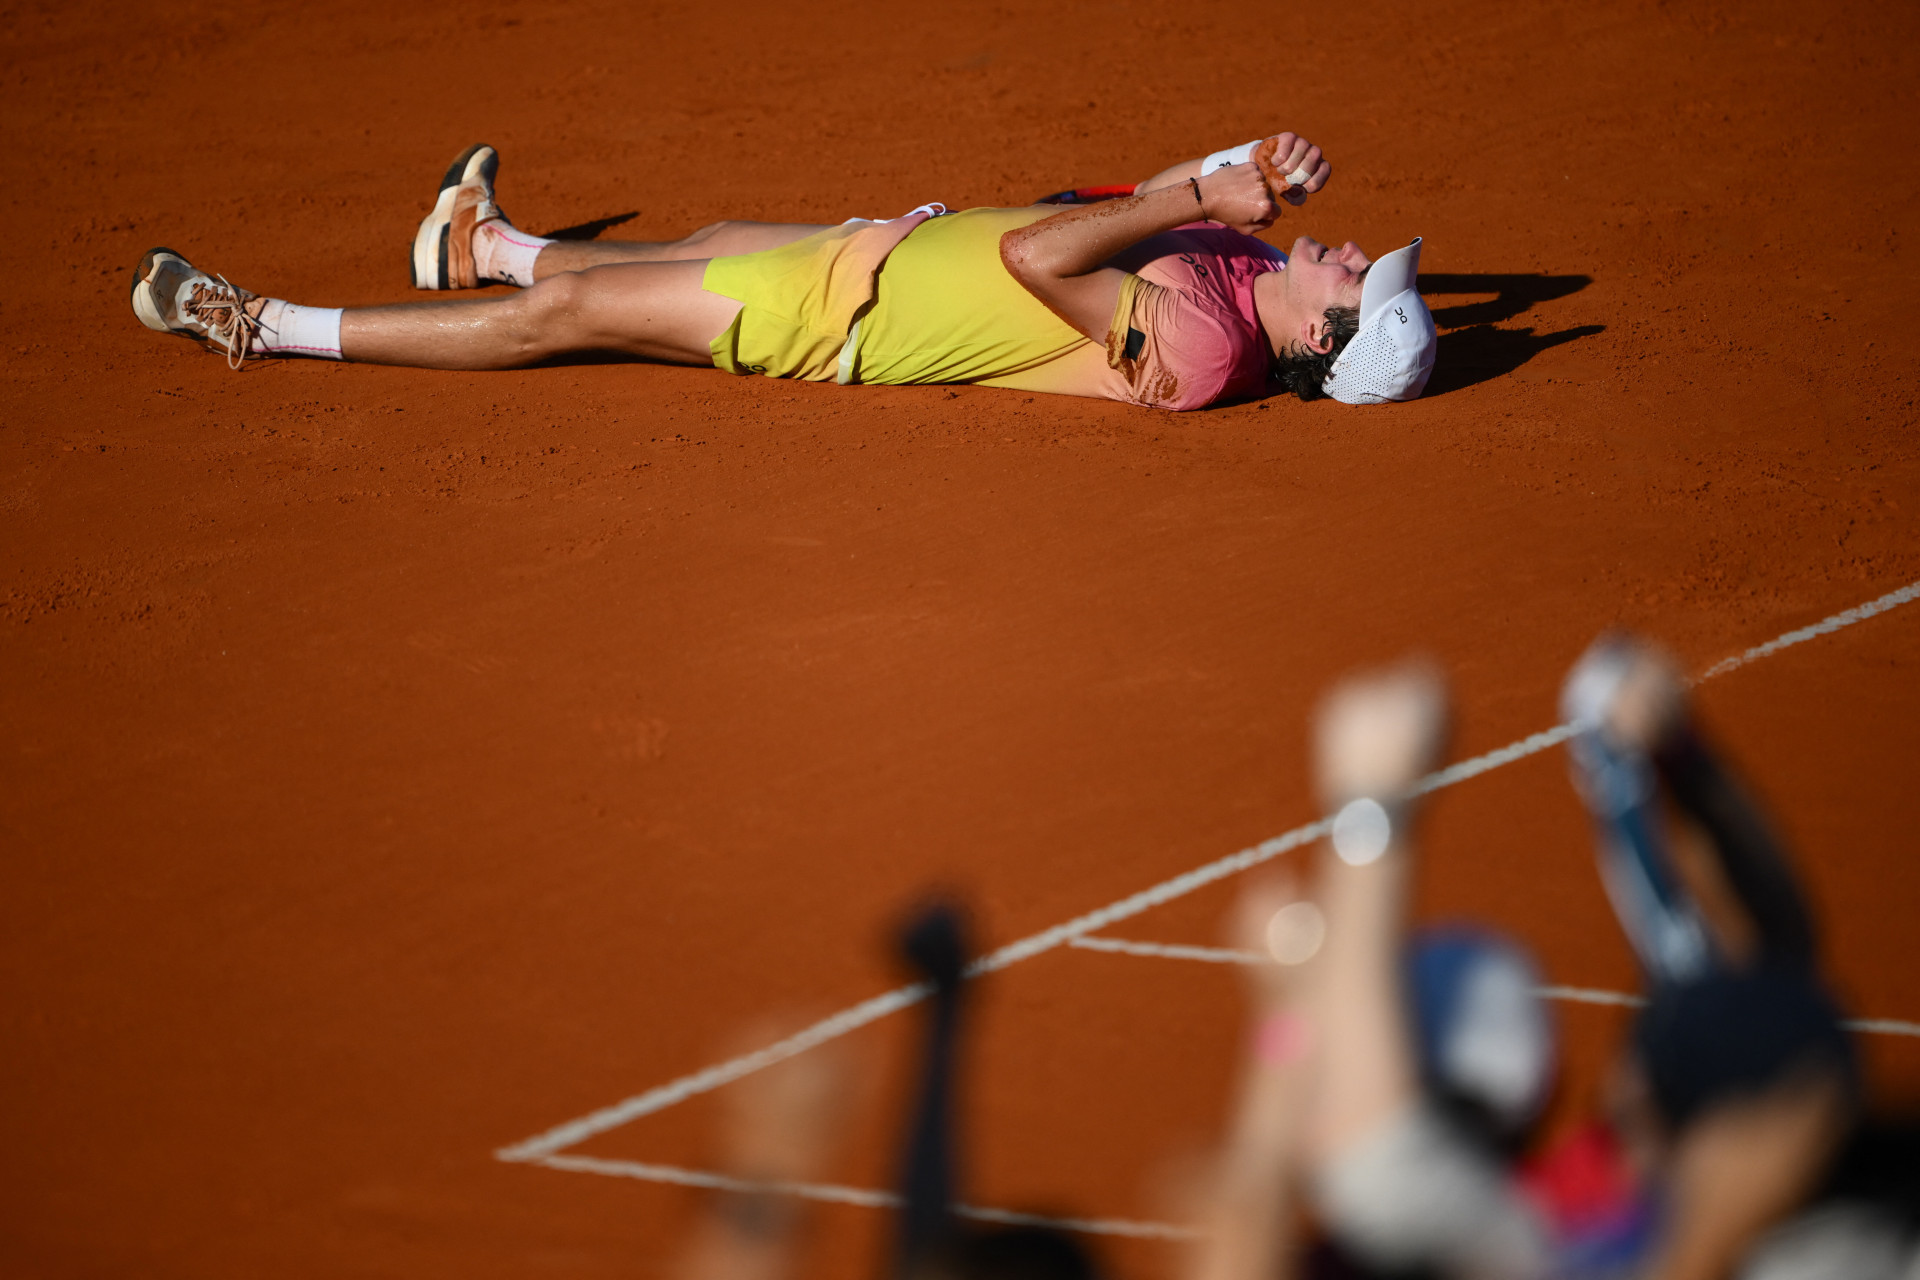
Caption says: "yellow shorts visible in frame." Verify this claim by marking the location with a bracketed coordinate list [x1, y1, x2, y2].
[703, 218, 923, 382]
[701, 207, 1116, 394]
[847, 206, 1092, 386]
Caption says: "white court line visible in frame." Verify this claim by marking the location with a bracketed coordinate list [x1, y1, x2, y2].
[1066, 936, 1920, 1035]
[497, 817, 1332, 1161]
[1699, 581, 1920, 680]
[1848, 1018, 1920, 1038]
[499, 577, 1920, 1167]
[1067, 937, 1262, 966]
[534, 1154, 1197, 1240]
[1536, 985, 1648, 1009]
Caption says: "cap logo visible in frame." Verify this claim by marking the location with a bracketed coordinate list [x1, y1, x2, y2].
[1395, 306, 1408, 324]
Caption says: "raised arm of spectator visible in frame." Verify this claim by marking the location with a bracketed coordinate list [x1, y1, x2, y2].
[1646, 692, 1818, 967]
[672, 1025, 854, 1280]
[1300, 664, 1445, 1164]
[1183, 667, 1448, 1280]
[1181, 876, 1321, 1280]
[1300, 668, 1562, 1280]
[1574, 637, 1818, 968]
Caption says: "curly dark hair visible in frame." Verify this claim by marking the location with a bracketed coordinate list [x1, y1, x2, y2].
[1271, 304, 1360, 401]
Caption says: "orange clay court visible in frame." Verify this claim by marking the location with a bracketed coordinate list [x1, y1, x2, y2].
[3, 0, 1918, 1276]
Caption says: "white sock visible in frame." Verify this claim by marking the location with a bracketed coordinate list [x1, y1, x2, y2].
[253, 299, 344, 360]
[474, 217, 554, 288]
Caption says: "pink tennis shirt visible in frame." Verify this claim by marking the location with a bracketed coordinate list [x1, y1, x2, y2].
[976, 221, 1285, 410]
[1107, 224, 1286, 409]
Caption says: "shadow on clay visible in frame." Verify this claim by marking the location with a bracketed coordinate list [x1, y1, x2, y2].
[535, 349, 650, 367]
[541, 211, 640, 241]
[1423, 323, 1606, 395]
[1419, 272, 1591, 328]
[1414, 272, 1602, 395]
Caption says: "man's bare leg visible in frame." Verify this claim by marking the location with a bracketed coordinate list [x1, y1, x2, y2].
[339, 258, 741, 369]
[528, 220, 836, 280]
[422, 148, 843, 287]
[134, 238, 748, 370]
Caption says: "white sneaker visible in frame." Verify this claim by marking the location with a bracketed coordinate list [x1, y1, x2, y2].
[130, 247, 263, 369]
[411, 143, 500, 289]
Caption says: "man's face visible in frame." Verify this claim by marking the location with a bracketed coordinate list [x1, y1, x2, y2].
[1283, 236, 1372, 318]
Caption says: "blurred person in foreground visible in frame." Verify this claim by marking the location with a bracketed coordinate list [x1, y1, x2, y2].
[128, 132, 1435, 409]
[668, 895, 1318, 1280]
[672, 905, 1111, 1280]
[670, 639, 1908, 1280]
[1273, 648, 1894, 1280]
[669, 1017, 857, 1280]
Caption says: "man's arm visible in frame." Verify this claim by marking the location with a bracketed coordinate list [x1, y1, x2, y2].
[1181, 877, 1320, 1280]
[672, 1024, 853, 1280]
[1656, 725, 1817, 967]
[999, 133, 1329, 340]
[1135, 134, 1329, 202]
[1573, 638, 1818, 968]
[1302, 664, 1445, 1162]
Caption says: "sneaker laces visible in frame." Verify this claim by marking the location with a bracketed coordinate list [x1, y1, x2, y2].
[185, 275, 264, 370]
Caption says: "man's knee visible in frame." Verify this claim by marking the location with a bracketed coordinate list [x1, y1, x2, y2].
[507, 272, 595, 356]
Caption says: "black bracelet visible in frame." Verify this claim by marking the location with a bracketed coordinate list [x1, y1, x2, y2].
[1186, 176, 1205, 214]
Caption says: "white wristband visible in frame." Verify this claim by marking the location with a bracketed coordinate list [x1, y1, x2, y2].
[1331, 797, 1394, 866]
[1201, 140, 1260, 175]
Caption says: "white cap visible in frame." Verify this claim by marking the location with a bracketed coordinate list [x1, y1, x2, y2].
[1323, 237, 1436, 405]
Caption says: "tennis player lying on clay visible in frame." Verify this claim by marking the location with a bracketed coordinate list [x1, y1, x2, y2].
[130, 132, 1436, 409]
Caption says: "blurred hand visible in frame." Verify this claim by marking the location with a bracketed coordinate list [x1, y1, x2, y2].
[1561, 633, 1690, 751]
[1313, 661, 1450, 808]
[718, 1021, 856, 1183]
[1603, 639, 1687, 751]
[677, 1020, 859, 1280]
